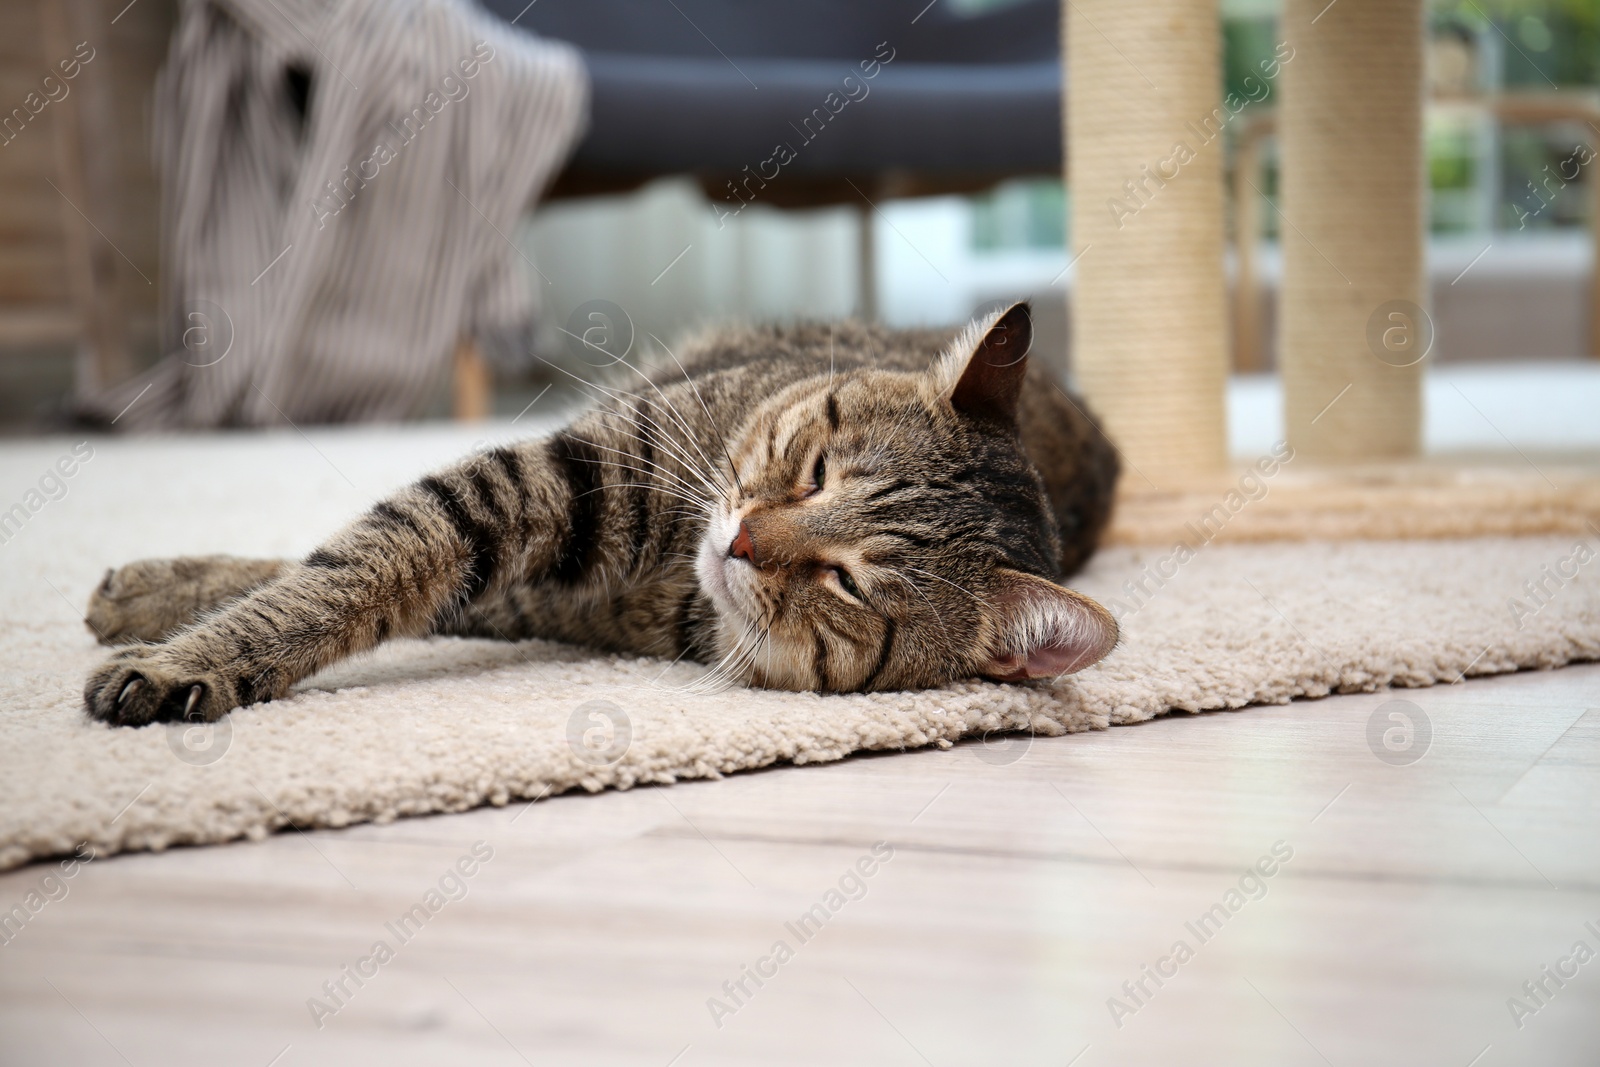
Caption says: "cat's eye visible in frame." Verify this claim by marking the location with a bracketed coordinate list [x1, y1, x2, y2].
[811, 452, 827, 491]
[828, 565, 862, 602]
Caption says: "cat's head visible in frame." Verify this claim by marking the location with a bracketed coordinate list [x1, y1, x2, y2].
[696, 301, 1118, 692]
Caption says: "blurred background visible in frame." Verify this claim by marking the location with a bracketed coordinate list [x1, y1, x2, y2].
[1, 0, 1597, 455]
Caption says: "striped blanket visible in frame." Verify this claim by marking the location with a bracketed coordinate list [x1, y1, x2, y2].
[90, 0, 586, 429]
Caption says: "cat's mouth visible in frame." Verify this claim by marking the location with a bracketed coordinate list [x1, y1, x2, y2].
[695, 509, 753, 624]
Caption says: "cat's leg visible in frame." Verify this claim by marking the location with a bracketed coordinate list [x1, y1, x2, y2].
[86, 556, 289, 645]
[82, 424, 669, 725]
[87, 556, 536, 646]
[428, 590, 537, 641]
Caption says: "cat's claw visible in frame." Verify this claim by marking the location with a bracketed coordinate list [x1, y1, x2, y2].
[183, 684, 204, 722]
[84, 649, 240, 727]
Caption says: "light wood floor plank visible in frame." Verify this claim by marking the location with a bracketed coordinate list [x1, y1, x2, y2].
[2, 664, 1597, 1065]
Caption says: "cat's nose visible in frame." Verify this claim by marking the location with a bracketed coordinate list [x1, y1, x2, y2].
[728, 520, 761, 567]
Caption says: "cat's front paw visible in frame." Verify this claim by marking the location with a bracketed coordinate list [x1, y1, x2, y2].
[83, 645, 243, 726]
[85, 556, 286, 645]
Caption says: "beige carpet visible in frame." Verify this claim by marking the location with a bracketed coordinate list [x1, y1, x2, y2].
[2, 423, 1597, 871]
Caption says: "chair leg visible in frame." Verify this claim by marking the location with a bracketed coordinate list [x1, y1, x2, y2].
[452, 337, 491, 421]
[857, 203, 877, 322]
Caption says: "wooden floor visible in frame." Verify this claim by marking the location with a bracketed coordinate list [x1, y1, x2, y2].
[1, 664, 1597, 1066]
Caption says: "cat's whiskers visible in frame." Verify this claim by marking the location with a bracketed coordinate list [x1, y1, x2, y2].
[589, 402, 736, 511]
[533, 356, 730, 500]
[718, 594, 781, 691]
[646, 333, 747, 498]
[605, 343, 739, 499]
[569, 483, 707, 515]
[562, 434, 718, 508]
[663, 592, 759, 694]
[590, 418, 726, 503]
[657, 508, 711, 525]
[580, 398, 717, 481]
[557, 454, 710, 509]
[737, 622, 775, 691]
[593, 396, 727, 490]
[570, 356, 735, 499]
[685, 614, 764, 694]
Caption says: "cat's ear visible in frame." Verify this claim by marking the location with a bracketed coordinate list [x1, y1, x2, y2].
[946, 301, 1033, 426]
[979, 568, 1118, 682]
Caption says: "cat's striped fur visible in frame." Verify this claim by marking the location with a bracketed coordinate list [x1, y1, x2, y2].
[84, 302, 1120, 725]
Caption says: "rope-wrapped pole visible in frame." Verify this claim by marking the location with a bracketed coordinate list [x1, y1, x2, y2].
[1067, 0, 1228, 483]
[1280, 0, 1426, 460]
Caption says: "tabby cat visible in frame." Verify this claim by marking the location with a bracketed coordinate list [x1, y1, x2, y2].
[83, 301, 1120, 725]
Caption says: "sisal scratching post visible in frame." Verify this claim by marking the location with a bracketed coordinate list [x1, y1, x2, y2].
[1280, 0, 1426, 461]
[1067, 0, 1229, 483]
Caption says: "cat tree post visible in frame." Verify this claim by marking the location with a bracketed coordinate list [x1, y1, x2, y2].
[1097, 0, 1600, 547]
[1280, 0, 1426, 460]
[1066, 0, 1229, 483]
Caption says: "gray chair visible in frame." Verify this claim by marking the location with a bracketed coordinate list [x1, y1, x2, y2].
[479, 0, 1062, 205]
